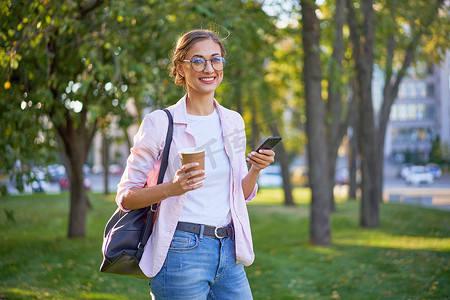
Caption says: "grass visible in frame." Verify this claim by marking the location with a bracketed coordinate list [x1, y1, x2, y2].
[0, 189, 449, 299]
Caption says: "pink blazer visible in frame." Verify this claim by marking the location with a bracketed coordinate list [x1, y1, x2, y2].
[116, 95, 257, 277]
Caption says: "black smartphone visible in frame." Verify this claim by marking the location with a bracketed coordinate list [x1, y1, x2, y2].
[255, 136, 282, 152]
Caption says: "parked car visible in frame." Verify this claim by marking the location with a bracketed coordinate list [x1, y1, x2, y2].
[47, 164, 66, 182]
[59, 177, 92, 191]
[258, 164, 283, 188]
[399, 163, 414, 179]
[108, 164, 123, 175]
[405, 166, 434, 186]
[426, 163, 442, 179]
[31, 179, 50, 193]
[30, 169, 51, 193]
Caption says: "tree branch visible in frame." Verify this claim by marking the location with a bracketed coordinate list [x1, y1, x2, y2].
[392, 0, 443, 95]
[77, 0, 103, 19]
[346, 0, 361, 62]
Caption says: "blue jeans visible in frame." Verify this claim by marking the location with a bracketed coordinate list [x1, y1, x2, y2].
[149, 229, 253, 300]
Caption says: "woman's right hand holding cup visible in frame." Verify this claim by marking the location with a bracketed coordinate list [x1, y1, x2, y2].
[169, 163, 205, 196]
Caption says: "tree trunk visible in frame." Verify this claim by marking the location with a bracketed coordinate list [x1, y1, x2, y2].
[347, 79, 359, 200]
[301, 0, 331, 245]
[68, 154, 88, 238]
[102, 132, 110, 195]
[348, 126, 358, 200]
[325, 0, 346, 213]
[250, 95, 260, 150]
[348, 135, 358, 199]
[269, 124, 294, 206]
[347, 0, 380, 227]
[123, 126, 132, 155]
[52, 108, 97, 238]
[327, 150, 337, 212]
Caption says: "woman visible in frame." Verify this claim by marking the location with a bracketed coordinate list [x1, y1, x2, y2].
[116, 29, 275, 299]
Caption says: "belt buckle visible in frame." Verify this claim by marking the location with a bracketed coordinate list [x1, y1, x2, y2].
[214, 227, 225, 239]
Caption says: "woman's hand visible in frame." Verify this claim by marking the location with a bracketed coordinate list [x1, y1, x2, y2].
[246, 149, 275, 171]
[242, 149, 276, 199]
[169, 163, 205, 196]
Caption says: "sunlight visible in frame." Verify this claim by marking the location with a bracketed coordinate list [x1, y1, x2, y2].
[335, 232, 450, 251]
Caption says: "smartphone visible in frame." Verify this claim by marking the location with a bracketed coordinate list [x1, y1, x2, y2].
[255, 136, 282, 152]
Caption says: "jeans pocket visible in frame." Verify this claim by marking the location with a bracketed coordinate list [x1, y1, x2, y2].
[169, 231, 199, 251]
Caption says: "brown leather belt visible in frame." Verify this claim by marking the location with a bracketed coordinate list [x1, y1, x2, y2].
[176, 222, 233, 239]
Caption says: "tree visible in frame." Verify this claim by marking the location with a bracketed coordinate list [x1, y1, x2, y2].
[347, 0, 448, 227]
[347, 0, 378, 227]
[1, 0, 282, 237]
[1, 0, 177, 237]
[300, 0, 332, 245]
[374, 0, 448, 204]
[322, 0, 355, 211]
[429, 136, 443, 165]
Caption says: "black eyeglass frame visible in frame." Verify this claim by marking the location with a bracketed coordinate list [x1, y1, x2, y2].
[182, 57, 227, 72]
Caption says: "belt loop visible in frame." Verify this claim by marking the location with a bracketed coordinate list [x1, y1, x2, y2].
[199, 224, 204, 240]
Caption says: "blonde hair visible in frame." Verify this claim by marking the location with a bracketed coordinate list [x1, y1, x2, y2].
[171, 29, 226, 86]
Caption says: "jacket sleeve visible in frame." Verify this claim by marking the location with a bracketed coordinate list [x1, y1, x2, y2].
[115, 111, 166, 211]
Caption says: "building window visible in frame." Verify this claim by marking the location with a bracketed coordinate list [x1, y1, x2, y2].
[390, 103, 428, 121]
[426, 105, 434, 119]
[416, 104, 425, 120]
[406, 82, 416, 99]
[398, 84, 407, 99]
[426, 83, 434, 97]
[417, 82, 426, 99]
[391, 127, 433, 144]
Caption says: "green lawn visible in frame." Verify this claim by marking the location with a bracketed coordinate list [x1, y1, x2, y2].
[1, 189, 448, 299]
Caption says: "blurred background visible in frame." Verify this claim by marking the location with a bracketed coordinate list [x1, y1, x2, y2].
[1, 0, 449, 298]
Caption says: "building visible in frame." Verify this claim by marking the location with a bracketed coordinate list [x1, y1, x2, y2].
[384, 51, 450, 163]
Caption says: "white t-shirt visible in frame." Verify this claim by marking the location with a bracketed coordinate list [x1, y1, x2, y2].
[178, 108, 232, 227]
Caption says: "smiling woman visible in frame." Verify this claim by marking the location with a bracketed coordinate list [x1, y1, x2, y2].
[113, 29, 277, 299]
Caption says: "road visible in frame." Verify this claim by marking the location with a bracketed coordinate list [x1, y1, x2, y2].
[86, 164, 449, 210]
[6, 163, 448, 210]
[383, 163, 450, 210]
[86, 173, 122, 194]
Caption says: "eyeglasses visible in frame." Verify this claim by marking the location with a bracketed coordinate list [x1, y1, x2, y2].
[183, 57, 227, 72]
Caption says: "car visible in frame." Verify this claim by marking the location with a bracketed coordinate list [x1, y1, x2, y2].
[405, 166, 434, 186]
[59, 177, 92, 191]
[108, 164, 123, 175]
[31, 179, 50, 193]
[47, 164, 66, 182]
[257, 165, 283, 188]
[399, 163, 414, 179]
[29, 169, 51, 193]
[426, 163, 442, 179]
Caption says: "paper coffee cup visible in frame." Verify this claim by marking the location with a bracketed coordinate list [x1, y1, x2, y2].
[178, 148, 205, 184]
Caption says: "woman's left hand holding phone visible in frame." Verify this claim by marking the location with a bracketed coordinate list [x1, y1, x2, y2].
[246, 149, 275, 171]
